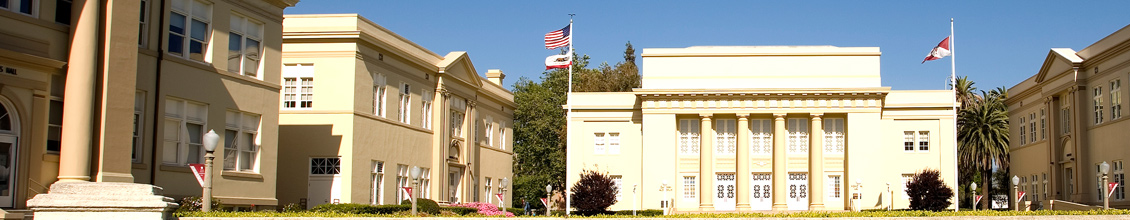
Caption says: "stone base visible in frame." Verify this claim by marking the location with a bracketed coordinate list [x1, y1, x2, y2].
[27, 182, 179, 220]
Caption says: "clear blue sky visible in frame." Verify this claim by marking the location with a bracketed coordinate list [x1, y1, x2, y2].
[286, 1, 1130, 92]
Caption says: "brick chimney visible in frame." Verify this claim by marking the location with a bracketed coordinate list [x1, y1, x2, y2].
[487, 69, 505, 85]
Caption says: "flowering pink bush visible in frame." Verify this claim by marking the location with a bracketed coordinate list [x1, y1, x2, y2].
[451, 202, 515, 217]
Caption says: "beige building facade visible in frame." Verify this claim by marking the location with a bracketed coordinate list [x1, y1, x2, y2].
[0, 0, 296, 211]
[567, 46, 958, 212]
[279, 14, 515, 208]
[1007, 24, 1130, 209]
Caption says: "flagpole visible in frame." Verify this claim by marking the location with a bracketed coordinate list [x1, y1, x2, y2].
[565, 14, 574, 217]
[950, 18, 960, 212]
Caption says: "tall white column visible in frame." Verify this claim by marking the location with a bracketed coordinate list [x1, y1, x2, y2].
[699, 114, 714, 210]
[58, 0, 100, 182]
[771, 113, 787, 211]
[736, 114, 751, 210]
[809, 114, 825, 210]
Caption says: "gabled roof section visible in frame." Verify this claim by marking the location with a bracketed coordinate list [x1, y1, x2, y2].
[437, 52, 483, 88]
[1034, 48, 1082, 83]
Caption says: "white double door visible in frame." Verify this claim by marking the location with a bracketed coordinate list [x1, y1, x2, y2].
[714, 173, 735, 211]
[0, 135, 15, 208]
[787, 173, 809, 210]
[750, 173, 772, 210]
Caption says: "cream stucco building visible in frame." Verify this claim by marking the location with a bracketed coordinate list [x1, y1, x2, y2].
[567, 46, 958, 212]
[1007, 24, 1130, 209]
[0, 0, 297, 213]
[279, 14, 515, 209]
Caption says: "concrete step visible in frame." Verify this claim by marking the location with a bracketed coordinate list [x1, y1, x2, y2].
[0, 209, 28, 220]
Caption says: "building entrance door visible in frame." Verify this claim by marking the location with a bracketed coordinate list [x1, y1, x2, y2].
[0, 135, 16, 208]
[449, 167, 462, 203]
[307, 157, 341, 209]
[750, 173, 771, 210]
[787, 173, 808, 210]
[714, 173, 735, 211]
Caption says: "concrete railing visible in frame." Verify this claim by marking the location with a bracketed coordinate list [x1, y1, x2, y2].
[1047, 199, 1101, 211]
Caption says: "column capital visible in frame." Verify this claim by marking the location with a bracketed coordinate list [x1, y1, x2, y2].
[736, 113, 750, 119]
[467, 100, 477, 107]
[773, 113, 786, 119]
[699, 113, 713, 119]
[810, 113, 824, 119]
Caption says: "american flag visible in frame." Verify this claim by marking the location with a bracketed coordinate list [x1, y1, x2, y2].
[544, 24, 571, 49]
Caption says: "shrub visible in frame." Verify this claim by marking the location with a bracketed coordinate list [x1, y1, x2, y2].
[450, 202, 514, 217]
[569, 169, 618, 214]
[906, 169, 954, 211]
[281, 203, 304, 212]
[399, 198, 439, 214]
[439, 206, 478, 215]
[175, 196, 224, 213]
[311, 203, 377, 214]
[613, 209, 664, 216]
[506, 207, 525, 216]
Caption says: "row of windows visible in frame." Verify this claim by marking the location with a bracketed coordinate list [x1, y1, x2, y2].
[162, 97, 261, 172]
[1096, 161, 1125, 201]
[593, 132, 620, 155]
[676, 173, 843, 200]
[1018, 109, 1048, 146]
[1093, 79, 1124, 125]
[676, 118, 849, 156]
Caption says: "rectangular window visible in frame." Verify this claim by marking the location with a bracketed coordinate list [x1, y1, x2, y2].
[683, 176, 696, 200]
[1113, 80, 1123, 120]
[1029, 113, 1036, 143]
[750, 119, 772, 155]
[421, 89, 432, 129]
[0, 0, 36, 15]
[1061, 107, 1071, 134]
[678, 119, 700, 155]
[1066, 168, 1074, 195]
[162, 98, 207, 166]
[223, 111, 260, 172]
[55, 0, 71, 24]
[715, 119, 736, 155]
[1095, 87, 1104, 124]
[1031, 174, 1039, 201]
[399, 83, 410, 123]
[371, 161, 384, 205]
[593, 133, 605, 154]
[611, 175, 623, 201]
[828, 175, 841, 198]
[608, 133, 620, 155]
[228, 14, 262, 78]
[47, 100, 62, 153]
[918, 131, 929, 151]
[1097, 163, 1104, 201]
[498, 122, 506, 150]
[1019, 117, 1026, 145]
[397, 165, 408, 203]
[824, 118, 844, 153]
[485, 117, 494, 147]
[132, 92, 146, 163]
[450, 97, 466, 138]
[137, 0, 148, 46]
[373, 73, 386, 116]
[902, 174, 913, 199]
[1040, 109, 1046, 140]
[168, 0, 211, 62]
[1115, 161, 1125, 200]
[484, 177, 493, 203]
[904, 131, 914, 151]
[310, 157, 340, 175]
[787, 118, 808, 154]
[283, 64, 314, 109]
[420, 168, 431, 198]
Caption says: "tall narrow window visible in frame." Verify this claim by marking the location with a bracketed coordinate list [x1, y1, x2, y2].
[162, 98, 207, 166]
[716, 119, 736, 155]
[137, 0, 148, 46]
[1114, 161, 1125, 200]
[420, 168, 431, 198]
[421, 89, 432, 129]
[787, 118, 808, 154]
[371, 161, 384, 205]
[1019, 118, 1026, 145]
[1094, 87, 1104, 124]
[283, 64, 314, 109]
[1029, 113, 1035, 143]
[55, 0, 72, 24]
[133, 92, 146, 163]
[678, 119, 700, 155]
[903, 131, 915, 152]
[373, 73, 386, 116]
[902, 174, 913, 199]
[399, 83, 410, 123]
[607, 133, 620, 154]
[484, 177, 493, 203]
[1040, 109, 1046, 140]
[593, 133, 605, 154]
[485, 117, 494, 147]
[918, 131, 930, 151]
[1061, 107, 1071, 134]
[824, 118, 844, 153]
[397, 165, 408, 202]
[683, 176, 696, 200]
[1112, 80, 1122, 120]
[828, 175, 841, 198]
[223, 111, 260, 172]
[611, 175, 623, 200]
[750, 119, 772, 155]
[498, 122, 506, 150]
[228, 14, 263, 78]
[47, 100, 62, 153]
[450, 97, 466, 138]
[168, 0, 212, 62]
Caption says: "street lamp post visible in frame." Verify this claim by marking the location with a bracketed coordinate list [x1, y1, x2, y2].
[410, 166, 422, 216]
[852, 179, 862, 212]
[1012, 175, 1020, 211]
[546, 184, 553, 216]
[500, 178, 510, 212]
[201, 130, 220, 212]
[971, 182, 977, 211]
[659, 180, 671, 215]
[1043, 179, 1049, 209]
[632, 184, 638, 216]
[1101, 161, 1110, 209]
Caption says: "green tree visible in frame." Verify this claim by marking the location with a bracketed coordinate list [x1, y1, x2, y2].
[958, 87, 1010, 210]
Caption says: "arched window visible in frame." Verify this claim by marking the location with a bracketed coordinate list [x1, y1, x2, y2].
[0, 102, 11, 132]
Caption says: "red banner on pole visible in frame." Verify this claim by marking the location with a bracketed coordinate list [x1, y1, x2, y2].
[188, 163, 205, 187]
[540, 198, 549, 207]
[974, 195, 983, 205]
[402, 187, 413, 199]
[1109, 182, 1119, 198]
[496, 193, 504, 203]
[1017, 191, 1025, 201]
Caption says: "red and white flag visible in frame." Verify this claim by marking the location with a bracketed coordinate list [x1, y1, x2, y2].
[401, 187, 413, 199]
[544, 24, 571, 50]
[545, 54, 571, 70]
[974, 195, 983, 205]
[922, 36, 951, 63]
[1017, 191, 1025, 201]
[496, 193, 505, 203]
[540, 198, 549, 207]
[1109, 182, 1119, 198]
[189, 163, 205, 187]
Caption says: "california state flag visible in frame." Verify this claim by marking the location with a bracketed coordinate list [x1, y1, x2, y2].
[922, 36, 951, 63]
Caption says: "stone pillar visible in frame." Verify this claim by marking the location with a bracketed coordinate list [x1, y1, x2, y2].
[465, 99, 476, 204]
[96, 0, 141, 183]
[809, 114, 825, 210]
[431, 76, 448, 203]
[57, 0, 100, 183]
[28, 182, 178, 220]
[736, 114, 751, 210]
[771, 113, 787, 211]
[699, 114, 714, 210]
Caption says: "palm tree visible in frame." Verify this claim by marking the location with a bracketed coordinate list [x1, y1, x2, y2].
[952, 76, 980, 110]
[958, 88, 1010, 210]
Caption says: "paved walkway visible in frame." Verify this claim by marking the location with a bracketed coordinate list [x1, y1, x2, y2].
[182, 216, 1130, 220]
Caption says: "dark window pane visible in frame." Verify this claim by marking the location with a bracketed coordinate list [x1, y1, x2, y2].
[189, 40, 203, 60]
[227, 33, 241, 72]
[55, 0, 72, 24]
[190, 19, 207, 41]
[138, 0, 145, 22]
[0, 104, 9, 131]
[19, 0, 32, 14]
[49, 100, 63, 125]
[169, 13, 186, 34]
[0, 0, 9, 9]
[168, 34, 183, 55]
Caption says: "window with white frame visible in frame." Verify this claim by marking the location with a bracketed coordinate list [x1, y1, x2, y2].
[593, 133, 605, 154]
[678, 119, 700, 155]
[223, 111, 259, 172]
[904, 131, 929, 152]
[1040, 109, 1046, 140]
[450, 97, 466, 138]
[607, 133, 620, 154]
[683, 176, 696, 200]
[397, 165, 408, 202]
[371, 161, 384, 205]
[421, 89, 432, 129]
[902, 174, 913, 199]
[1031, 174, 1038, 201]
[47, 100, 61, 153]
[750, 119, 772, 155]
[498, 122, 506, 150]
[0, 0, 36, 16]
[484, 177, 493, 203]
[828, 175, 841, 198]
[824, 118, 844, 153]
[138, 0, 149, 46]
[283, 64, 314, 109]
[1019, 117, 1026, 145]
[1097, 163, 1104, 201]
[399, 83, 410, 123]
[133, 92, 145, 163]
[420, 167, 431, 198]
[1094, 87, 1104, 124]
[162, 98, 207, 165]
[1061, 107, 1071, 134]
[787, 118, 808, 154]
[485, 117, 494, 147]
[1114, 161, 1125, 200]
[228, 14, 262, 78]
[168, 0, 212, 62]
[716, 119, 736, 155]
[1043, 173, 1049, 200]
[918, 131, 929, 151]
[1029, 113, 1036, 143]
[611, 175, 623, 201]
[903, 131, 915, 151]
[1113, 80, 1122, 120]
[373, 73, 386, 116]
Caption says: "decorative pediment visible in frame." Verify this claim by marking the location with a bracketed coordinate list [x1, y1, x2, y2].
[1034, 48, 1082, 83]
